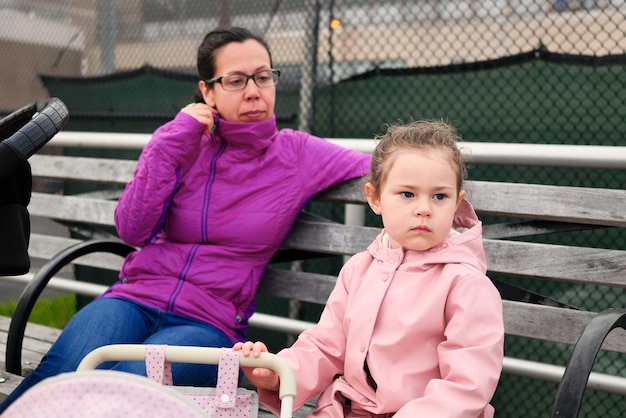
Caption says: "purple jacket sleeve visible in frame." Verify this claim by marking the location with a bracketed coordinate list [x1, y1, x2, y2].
[290, 131, 371, 195]
[114, 112, 206, 246]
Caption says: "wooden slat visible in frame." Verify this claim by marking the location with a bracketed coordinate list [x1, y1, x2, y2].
[314, 179, 367, 204]
[0, 316, 60, 373]
[483, 220, 599, 239]
[27, 234, 125, 272]
[29, 193, 117, 226]
[484, 239, 626, 287]
[0, 370, 24, 400]
[30, 155, 136, 184]
[27, 233, 82, 261]
[284, 221, 626, 287]
[284, 220, 379, 256]
[466, 180, 626, 227]
[260, 268, 336, 304]
[503, 301, 626, 353]
[313, 178, 626, 227]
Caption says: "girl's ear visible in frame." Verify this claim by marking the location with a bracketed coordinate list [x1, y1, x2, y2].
[364, 183, 381, 215]
[199, 81, 216, 108]
[456, 189, 466, 209]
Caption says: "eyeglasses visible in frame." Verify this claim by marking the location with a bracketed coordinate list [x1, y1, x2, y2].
[205, 69, 280, 91]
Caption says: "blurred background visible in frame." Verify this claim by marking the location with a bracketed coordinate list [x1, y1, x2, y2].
[1, 1, 626, 416]
[1, 0, 625, 144]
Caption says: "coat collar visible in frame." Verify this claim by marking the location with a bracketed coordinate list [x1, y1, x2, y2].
[212, 114, 277, 159]
[367, 198, 486, 272]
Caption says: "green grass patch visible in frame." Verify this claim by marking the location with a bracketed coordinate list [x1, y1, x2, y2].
[0, 295, 77, 329]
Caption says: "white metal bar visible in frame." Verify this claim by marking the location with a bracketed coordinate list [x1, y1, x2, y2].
[2, 274, 109, 296]
[47, 131, 150, 150]
[46, 131, 626, 169]
[463, 142, 626, 169]
[503, 357, 626, 396]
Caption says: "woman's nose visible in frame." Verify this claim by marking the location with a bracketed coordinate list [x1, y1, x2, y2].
[243, 81, 261, 98]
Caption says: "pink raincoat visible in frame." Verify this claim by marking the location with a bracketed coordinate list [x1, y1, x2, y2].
[260, 199, 504, 417]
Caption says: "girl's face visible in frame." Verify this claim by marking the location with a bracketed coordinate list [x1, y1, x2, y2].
[200, 39, 276, 122]
[365, 148, 465, 252]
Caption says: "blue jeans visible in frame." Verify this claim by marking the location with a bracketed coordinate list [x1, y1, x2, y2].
[0, 297, 234, 413]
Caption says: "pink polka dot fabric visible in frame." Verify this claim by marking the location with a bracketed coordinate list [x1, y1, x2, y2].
[4, 346, 259, 417]
[1, 370, 208, 417]
[145, 344, 173, 386]
[145, 345, 259, 417]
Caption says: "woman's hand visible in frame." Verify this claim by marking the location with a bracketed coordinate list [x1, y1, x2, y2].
[233, 341, 280, 391]
[180, 102, 218, 135]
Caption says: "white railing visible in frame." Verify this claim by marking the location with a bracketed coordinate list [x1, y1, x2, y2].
[48, 131, 626, 169]
[4, 131, 626, 394]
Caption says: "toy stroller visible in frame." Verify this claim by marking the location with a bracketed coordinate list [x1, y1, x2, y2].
[2, 344, 296, 418]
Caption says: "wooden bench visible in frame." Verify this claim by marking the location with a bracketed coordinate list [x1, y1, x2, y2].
[2, 149, 626, 417]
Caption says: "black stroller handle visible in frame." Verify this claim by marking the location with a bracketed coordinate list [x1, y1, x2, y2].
[0, 98, 69, 179]
[0, 98, 69, 276]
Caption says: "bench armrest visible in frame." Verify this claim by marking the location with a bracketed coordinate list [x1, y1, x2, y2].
[5, 239, 135, 375]
[551, 308, 626, 418]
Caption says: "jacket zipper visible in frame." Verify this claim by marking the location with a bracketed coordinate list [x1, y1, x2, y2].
[166, 140, 227, 312]
[167, 244, 199, 311]
[202, 141, 227, 242]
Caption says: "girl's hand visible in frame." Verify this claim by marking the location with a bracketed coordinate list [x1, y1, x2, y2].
[234, 341, 268, 358]
[233, 341, 280, 391]
[180, 102, 218, 135]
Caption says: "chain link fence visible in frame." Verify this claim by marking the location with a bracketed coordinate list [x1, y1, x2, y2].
[2, 0, 626, 415]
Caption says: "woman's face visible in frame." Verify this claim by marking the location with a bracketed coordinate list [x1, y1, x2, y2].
[200, 39, 276, 123]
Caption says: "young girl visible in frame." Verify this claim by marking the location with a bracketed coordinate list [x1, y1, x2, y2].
[235, 120, 504, 418]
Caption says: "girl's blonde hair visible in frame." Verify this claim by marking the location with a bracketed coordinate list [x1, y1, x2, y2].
[367, 120, 467, 195]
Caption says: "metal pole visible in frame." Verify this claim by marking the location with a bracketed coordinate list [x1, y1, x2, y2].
[298, 0, 320, 133]
[98, 0, 117, 75]
[293, 0, 321, 344]
[218, 0, 231, 28]
[327, 0, 336, 136]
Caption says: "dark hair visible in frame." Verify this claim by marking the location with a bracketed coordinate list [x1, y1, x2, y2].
[367, 120, 467, 196]
[192, 27, 273, 103]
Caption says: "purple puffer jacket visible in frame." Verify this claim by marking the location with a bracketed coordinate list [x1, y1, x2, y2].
[103, 112, 371, 342]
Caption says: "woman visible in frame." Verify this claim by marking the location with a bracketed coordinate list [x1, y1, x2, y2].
[0, 26, 371, 412]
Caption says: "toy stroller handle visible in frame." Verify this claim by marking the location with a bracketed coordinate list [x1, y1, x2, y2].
[0, 98, 69, 180]
[77, 344, 297, 418]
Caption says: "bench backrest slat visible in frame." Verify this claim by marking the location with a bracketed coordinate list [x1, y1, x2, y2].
[30, 154, 135, 185]
[484, 240, 626, 287]
[30, 193, 117, 226]
[503, 301, 626, 352]
[259, 268, 337, 304]
[284, 220, 378, 256]
[467, 180, 626, 226]
[318, 178, 626, 227]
